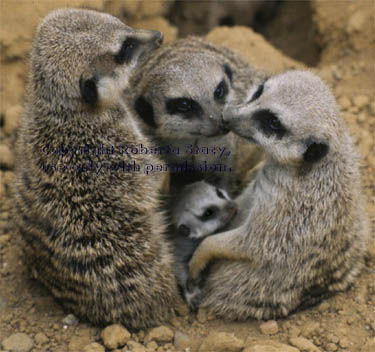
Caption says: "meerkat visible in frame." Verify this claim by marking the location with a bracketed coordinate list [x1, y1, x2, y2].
[185, 70, 370, 319]
[126, 36, 265, 193]
[10, 8, 181, 329]
[169, 181, 236, 290]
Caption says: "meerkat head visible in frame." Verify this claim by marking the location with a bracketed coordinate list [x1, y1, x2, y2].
[31, 8, 163, 112]
[172, 181, 237, 239]
[130, 37, 238, 140]
[223, 70, 343, 167]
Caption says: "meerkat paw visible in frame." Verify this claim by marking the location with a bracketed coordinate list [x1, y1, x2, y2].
[184, 284, 203, 311]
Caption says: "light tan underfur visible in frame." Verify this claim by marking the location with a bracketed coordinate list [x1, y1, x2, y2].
[10, 8, 180, 329]
[186, 70, 370, 320]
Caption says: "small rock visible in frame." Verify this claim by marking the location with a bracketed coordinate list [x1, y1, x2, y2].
[327, 334, 339, 344]
[338, 96, 352, 110]
[317, 301, 330, 313]
[326, 343, 337, 352]
[0, 235, 10, 246]
[175, 302, 190, 317]
[197, 308, 208, 323]
[259, 320, 279, 335]
[69, 330, 92, 352]
[127, 340, 147, 352]
[347, 11, 367, 33]
[62, 313, 78, 326]
[174, 331, 191, 350]
[244, 340, 299, 352]
[199, 332, 244, 352]
[353, 95, 370, 109]
[101, 324, 131, 350]
[4, 105, 23, 135]
[339, 337, 349, 348]
[289, 337, 321, 352]
[2, 333, 34, 352]
[146, 326, 174, 343]
[301, 322, 320, 338]
[34, 332, 48, 345]
[83, 342, 105, 352]
[145, 341, 158, 351]
[0, 145, 14, 169]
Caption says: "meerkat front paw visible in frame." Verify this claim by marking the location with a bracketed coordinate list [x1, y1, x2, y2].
[184, 284, 203, 311]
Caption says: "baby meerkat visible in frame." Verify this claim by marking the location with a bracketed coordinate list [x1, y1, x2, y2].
[186, 70, 370, 319]
[11, 8, 180, 329]
[127, 36, 265, 192]
[169, 181, 236, 290]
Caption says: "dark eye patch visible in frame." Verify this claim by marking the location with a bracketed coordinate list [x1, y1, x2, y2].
[200, 206, 218, 221]
[166, 98, 203, 119]
[252, 109, 287, 139]
[114, 38, 139, 64]
[214, 80, 228, 103]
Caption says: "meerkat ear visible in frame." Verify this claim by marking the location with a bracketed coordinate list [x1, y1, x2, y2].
[79, 76, 98, 106]
[178, 224, 191, 237]
[134, 95, 156, 128]
[303, 138, 329, 163]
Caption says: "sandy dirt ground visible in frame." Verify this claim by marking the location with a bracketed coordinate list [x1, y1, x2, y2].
[0, 1, 374, 351]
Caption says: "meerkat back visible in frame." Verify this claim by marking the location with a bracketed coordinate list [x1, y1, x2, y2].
[11, 8, 179, 329]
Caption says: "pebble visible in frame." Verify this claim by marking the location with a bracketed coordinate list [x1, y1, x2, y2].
[289, 337, 321, 352]
[2, 332, 34, 352]
[347, 11, 367, 33]
[0, 144, 14, 169]
[83, 342, 105, 352]
[68, 330, 92, 352]
[197, 308, 208, 323]
[146, 326, 174, 343]
[317, 302, 330, 313]
[301, 322, 320, 338]
[127, 340, 147, 352]
[4, 105, 23, 135]
[243, 340, 299, 352]
[0, 235, 10, 246]
[339, 337, 349, 348]
[173, 331, 191, 350]
[259, 320, 279, 335]
[101, 324, 131, 350]
[338, 96, 352, 110]
[62, 313, 78, 326]
[199, 331, 244, 352]
[353, 95, 370, 109]
[145, 341, 158, 351]
[34, 332, 48, 345]
[325, 343, 337, 352]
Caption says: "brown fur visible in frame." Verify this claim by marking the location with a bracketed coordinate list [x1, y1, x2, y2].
[186, 70, 370, 319]
[10, 8, 180, 329]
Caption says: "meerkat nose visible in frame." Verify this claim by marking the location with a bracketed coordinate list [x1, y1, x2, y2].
[151, 30, 164, 45]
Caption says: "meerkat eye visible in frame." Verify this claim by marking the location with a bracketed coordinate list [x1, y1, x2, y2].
[249, 84, 264, 103]
[253, 109, 287, 139]
[215, 188, 225, 199]
[166, 98, 203, 118]
[214, 80, 228, 103]
[268, 116, 282, 131]
[201, 207, 218, 221]
[114, 38, 138, 64]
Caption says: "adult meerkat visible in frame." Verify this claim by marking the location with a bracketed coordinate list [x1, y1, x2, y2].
[127, 36, 265, 193]
[11, 8, 180, 329]
[186, 70, 370, 319]
[169, 181, 236, 289]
